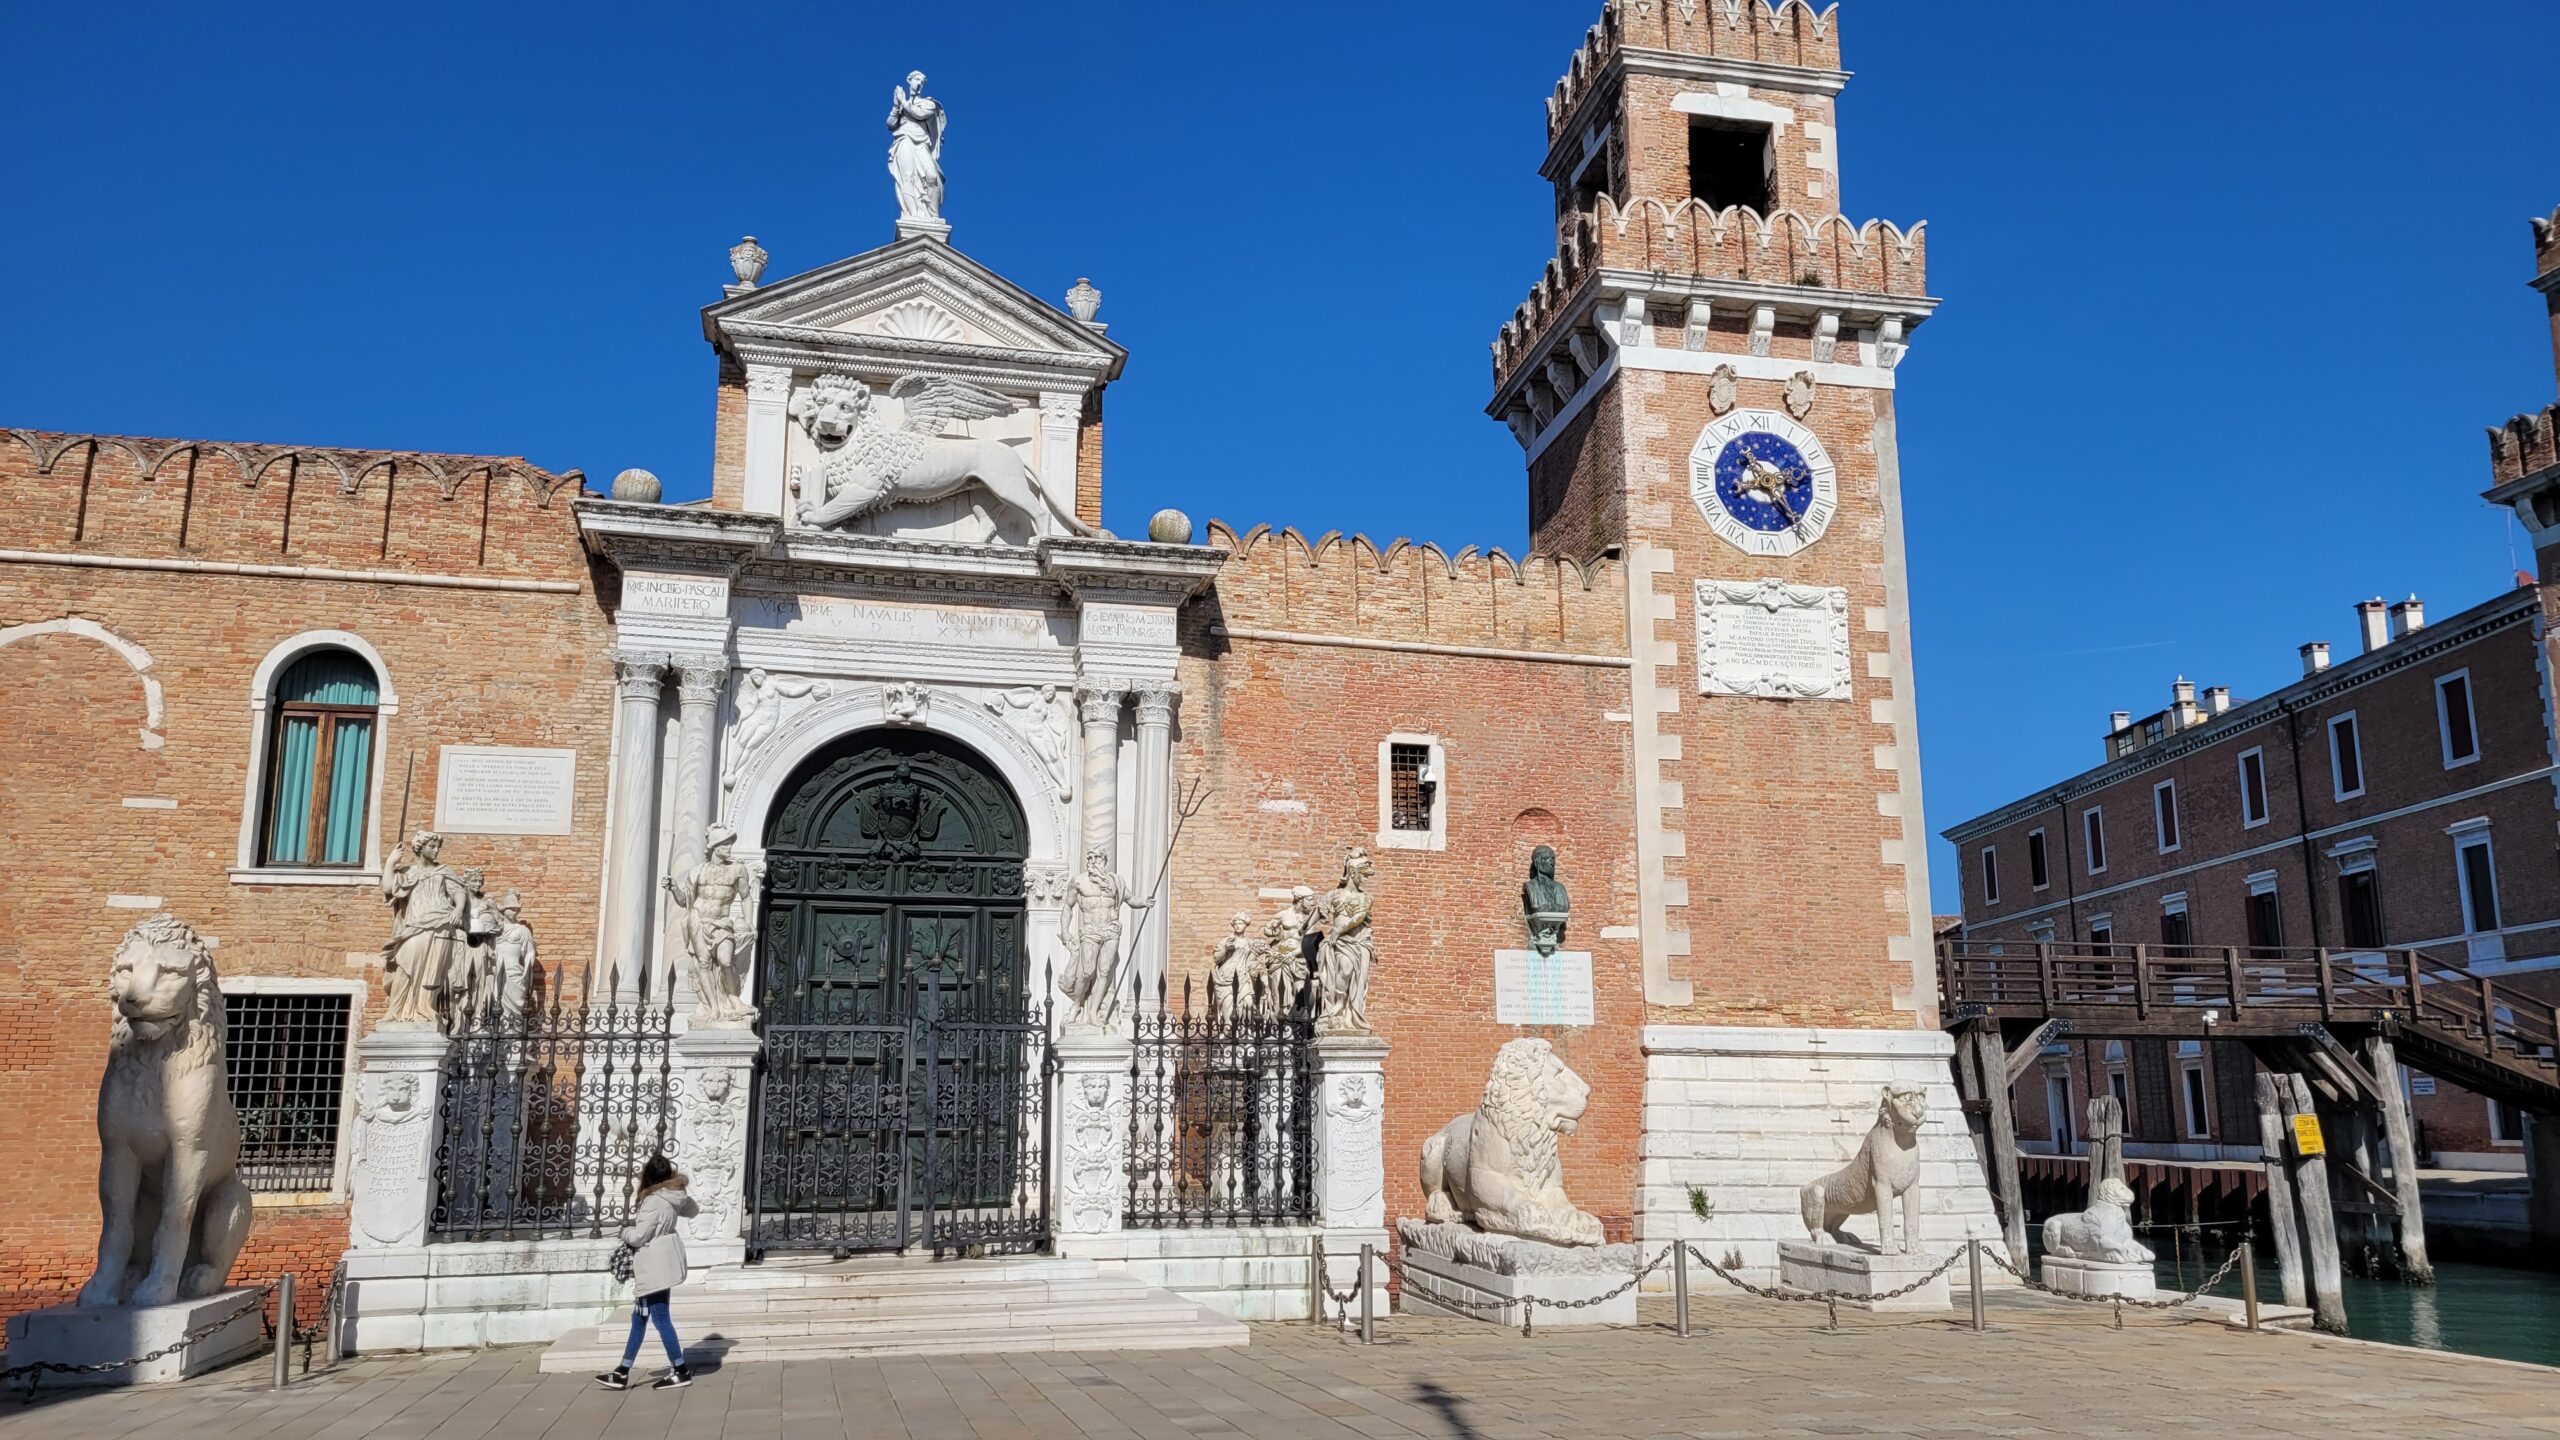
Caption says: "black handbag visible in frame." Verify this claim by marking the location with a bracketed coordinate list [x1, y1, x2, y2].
[608, 1241, 636, 1284]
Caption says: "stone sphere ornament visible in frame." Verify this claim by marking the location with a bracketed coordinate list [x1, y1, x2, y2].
[1147, 508, 1194, 545]
[611, 468, 664, 504]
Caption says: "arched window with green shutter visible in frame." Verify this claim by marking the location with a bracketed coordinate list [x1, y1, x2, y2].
[261, 649, 381, 867]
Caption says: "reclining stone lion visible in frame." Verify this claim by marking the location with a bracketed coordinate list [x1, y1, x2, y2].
[1419, 1038, 1606, 1248]
[1799, 1083, 1930, 1254]
[2043, 1177, 2154, 1264]
[76, 914, 253, 1308]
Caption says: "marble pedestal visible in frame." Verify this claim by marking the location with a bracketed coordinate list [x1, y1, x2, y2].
[2039, 1255, 2158, 1299]
[4, 1291, 264, 1385]
[1395, 1220, 1638, 1328]
[1777, 1240, 1951, 1313]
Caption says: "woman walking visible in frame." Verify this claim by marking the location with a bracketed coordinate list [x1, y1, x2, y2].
[597, 1154, 697, 1391]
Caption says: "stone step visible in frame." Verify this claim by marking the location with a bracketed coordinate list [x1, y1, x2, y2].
[709, 1278, 1159, 1315]
[696, 1256, 1103, 1293]
[574, 1297, 1217, 1344]
[537, 1315, 1248, 1370]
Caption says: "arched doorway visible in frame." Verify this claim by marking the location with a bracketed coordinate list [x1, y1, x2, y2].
[748, 728, 1048, 1256]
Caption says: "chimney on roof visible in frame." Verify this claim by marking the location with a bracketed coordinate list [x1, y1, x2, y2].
[2301, 641, 2331, 676]
[2205, 685, 2231, 714]
[2389, 595, 2426, 639]
[2357, 598, 2390, 654]
[2170, 677, 2201, 730]
[2109, 710, 2131, 732]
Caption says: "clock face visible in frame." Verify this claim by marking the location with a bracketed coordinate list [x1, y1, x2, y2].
[1688, 410, 1838, 557]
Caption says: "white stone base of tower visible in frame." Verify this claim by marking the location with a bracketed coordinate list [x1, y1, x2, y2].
[1636, 1026, 2014, 1287]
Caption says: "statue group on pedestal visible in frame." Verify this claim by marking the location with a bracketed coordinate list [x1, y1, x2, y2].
[379, 831, 540, 1032]
[1192, 847, 1379, 1033]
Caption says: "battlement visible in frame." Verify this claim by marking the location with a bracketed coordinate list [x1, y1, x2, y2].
[1548, 0, 1841, 144]
[0, 428, 590, 581]
[2491, 406, 2560, 487]
[1491, 197, 1927, 382]
[1202, 519, 1626, 658]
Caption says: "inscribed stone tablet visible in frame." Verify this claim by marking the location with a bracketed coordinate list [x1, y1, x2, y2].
[1694, 578, 1852, 700]
[1493, 950, 1595, 1027]
[434, 746, 578, 836]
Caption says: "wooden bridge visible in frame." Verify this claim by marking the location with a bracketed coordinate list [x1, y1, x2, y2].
[1936, 939, 2560, 1331]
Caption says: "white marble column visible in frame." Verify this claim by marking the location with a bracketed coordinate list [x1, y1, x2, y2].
[668, 653, 728, 879]
[741, 366, 792, 519]
[1130, 684, 1178, 999]
[605, 651, 669, 1001]
[1037, 391, 1083, 535]
[1075, 684, 1125, 867]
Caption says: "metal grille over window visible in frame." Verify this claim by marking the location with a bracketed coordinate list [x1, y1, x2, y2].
[1127, 971, 1317, 1228]
[223, 993, 352, 1194]
[1388, 743, 1434, 833]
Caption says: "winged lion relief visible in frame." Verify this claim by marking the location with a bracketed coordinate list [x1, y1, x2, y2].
[788, 372, 1094, 540]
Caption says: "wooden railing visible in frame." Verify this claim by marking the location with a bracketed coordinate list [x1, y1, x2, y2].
[1938, 939, 2560, 1070]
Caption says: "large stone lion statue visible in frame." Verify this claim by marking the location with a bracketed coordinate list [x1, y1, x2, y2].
[2043, 1177, 2154, 1264]
[76, 914, 254, 1308]
[1800, 1082, 1930, 1254]
[1419, 1038, 1605, 1247]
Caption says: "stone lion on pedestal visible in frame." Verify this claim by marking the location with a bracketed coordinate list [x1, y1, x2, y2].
[1800, 1083, 1929, 1255]
[1419, 1038, 1606, 1248]
[2043, 1177, 2153, 1264]
[76, 914, 253, 1308]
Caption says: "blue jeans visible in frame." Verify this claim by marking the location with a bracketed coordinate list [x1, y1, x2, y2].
[620, 1289, 682, 1369]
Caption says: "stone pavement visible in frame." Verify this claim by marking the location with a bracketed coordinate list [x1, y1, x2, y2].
[7, 1296, 2558, 1440]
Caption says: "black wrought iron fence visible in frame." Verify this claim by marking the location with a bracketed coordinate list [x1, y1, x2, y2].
[1127, 971, 1316, 1227]
[428, 975, 675, 1242]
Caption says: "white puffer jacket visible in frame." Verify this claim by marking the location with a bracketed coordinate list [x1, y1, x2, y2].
[620, 1178, 697, 1295]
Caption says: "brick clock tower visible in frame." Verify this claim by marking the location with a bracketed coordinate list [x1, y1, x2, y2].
[1492, 4, 1990, 1261]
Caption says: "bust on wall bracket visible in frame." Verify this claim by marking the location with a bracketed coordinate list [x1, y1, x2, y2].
[1688, 409, 1837, 559]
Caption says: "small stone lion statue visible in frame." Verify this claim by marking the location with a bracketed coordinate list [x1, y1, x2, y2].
[1419, 1038, 1606, 1247]
[76, 914, 253, 1308]
[1799, 1083, 1930, 1254]
[2043, 1177, 2154, 1264]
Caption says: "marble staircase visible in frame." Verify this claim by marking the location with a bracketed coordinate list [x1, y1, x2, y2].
[535, 1254, 1247, 1370]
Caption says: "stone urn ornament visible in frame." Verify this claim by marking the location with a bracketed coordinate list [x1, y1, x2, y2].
[728, 235, 768, 289]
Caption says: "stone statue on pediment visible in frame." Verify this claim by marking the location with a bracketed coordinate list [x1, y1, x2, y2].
[888, 71, 947, 228]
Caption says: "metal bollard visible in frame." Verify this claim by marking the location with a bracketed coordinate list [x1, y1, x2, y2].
[272, 1271, 296, 1390]
[1309, 1236, 1324, 1326]
[1673, 1244, 1691, 1337]
[1359, 1243, 1376, 1345]
[1967, 1239, 1985, 1333]
[2240, 1240, 2260, 1333]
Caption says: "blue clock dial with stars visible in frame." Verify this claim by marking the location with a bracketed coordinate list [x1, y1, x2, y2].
[1687, 409, 1839, 558]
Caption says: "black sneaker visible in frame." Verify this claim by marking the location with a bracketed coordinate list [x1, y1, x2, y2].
[595, 1368, 630, 1390]
[651, 1366, 693, 1390]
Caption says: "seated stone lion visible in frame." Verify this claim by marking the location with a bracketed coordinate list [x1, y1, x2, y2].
[1419, 1038, 1605, 1248]
[2042, 1177, 2154, 1264]
[1800, 1083, 1930, 1254]
[76, 915, 253, 1309]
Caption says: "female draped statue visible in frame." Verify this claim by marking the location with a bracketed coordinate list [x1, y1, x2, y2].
[886, 71, 947, 225]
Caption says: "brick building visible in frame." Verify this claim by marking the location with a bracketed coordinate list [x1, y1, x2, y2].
[0, 0, 1998, 1355]
[1945, 203, 2560, 1176]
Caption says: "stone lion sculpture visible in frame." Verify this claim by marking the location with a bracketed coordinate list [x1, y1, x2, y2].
[788, 371, 1097, 538]
[1799, 1083, 1929, 1255]
[2043, 1177, 2154, 1264]
[1419, 1038, 1605, 1247]
[76, 914, 253, 1308]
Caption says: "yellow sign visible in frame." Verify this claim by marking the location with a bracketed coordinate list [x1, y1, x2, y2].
[2292, 1114, 2326, 1157]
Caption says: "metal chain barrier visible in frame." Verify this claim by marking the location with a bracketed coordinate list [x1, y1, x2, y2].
[1683, 1243, 1968, 1332]
[1984, 1240, 2247, 1328]
[1, 1263, 348, 1399]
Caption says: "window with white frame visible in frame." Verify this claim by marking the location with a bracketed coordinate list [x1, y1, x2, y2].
[221, 980, 362, 1199]
[2028, 919, 2055, 945]
[2244, 871, 2282, 954]
[2455, 826, 2500, 934]
[2044, 1065, 2076, 1149]
[236, 632, 397, 881]
[2328, 711, 2365, 801]
[2160, 892, 2192, 955]
[2027, 828, 2050, 890]
[2083, 805, 2106, 874]
[2237, 747, 2270, 828]
[2102, 1039, 2130, 1123]
[1375, 734, 1446, 850]
[2490, 1096, 2526, 1146]
[2088, 912, 2113, 949]
[2176, 1040, 2211, 1139]
[1979, 846, 2000, 905]
[2437, 671, 2479, 768]
[2154, 778, 2180, 854]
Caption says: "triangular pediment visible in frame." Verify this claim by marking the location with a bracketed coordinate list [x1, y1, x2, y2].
[705, 238, 1124, 381]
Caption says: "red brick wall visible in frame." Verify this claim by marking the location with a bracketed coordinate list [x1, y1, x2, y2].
[710, 361, 748, 510]
[0, 430, 618, 1330]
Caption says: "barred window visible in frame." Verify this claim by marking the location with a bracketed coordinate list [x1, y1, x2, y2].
[224, 992, 353, 1194]
[1388, 743, 1434, 833]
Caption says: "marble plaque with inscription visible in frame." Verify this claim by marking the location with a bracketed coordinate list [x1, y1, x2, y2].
[434, 746, 578, 836]
[622, 574, 729, 619]
[738, 594, 1060, 648]
[1693, 579, 1851, 701]
[1493, 950, 1595, 1027]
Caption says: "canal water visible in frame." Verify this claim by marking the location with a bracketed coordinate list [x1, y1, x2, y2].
[2155, 1236, 2560, 1368]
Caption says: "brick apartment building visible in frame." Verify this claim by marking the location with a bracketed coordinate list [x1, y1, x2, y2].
[1946, 204, 2560, 1175]
[0, 0, 2003, 1352]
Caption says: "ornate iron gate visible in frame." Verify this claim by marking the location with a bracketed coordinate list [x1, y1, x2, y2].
[746, 730, 1049, 1257]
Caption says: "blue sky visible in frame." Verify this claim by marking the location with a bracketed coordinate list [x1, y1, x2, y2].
[4, 2, 2555, 913]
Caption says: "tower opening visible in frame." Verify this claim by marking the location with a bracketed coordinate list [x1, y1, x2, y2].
[1688, 118, 1774, 214]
